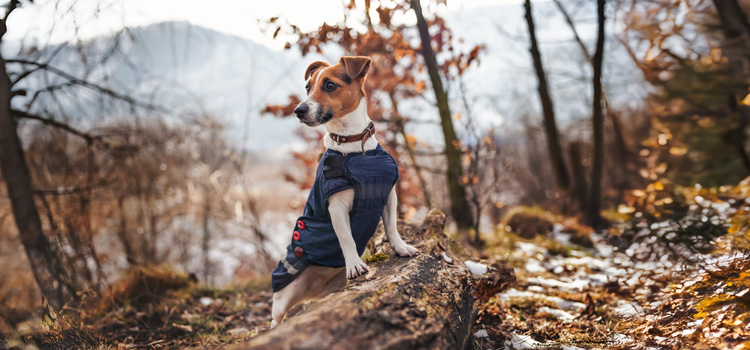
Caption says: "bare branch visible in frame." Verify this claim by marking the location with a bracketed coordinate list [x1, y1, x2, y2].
[11, 109, 112, 148]
[33, 180, 111, 196]
[553, 0, 593, 63]
[6, 59, 163, 112]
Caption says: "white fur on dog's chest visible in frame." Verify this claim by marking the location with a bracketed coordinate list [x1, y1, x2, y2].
[322, 97, 379, 155]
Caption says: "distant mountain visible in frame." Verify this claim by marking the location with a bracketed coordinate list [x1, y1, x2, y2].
[11, 21, 314, 150]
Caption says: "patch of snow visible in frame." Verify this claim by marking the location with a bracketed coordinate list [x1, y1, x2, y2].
[681, 328, 697, 336]
[516, 242, 547, 255]
[505, 334, 544, 349]
[550, 226, 572, 245]
[527, 285, 545, 293]
[609, 333, 633, 346]
[563, 256, 610, 270]
[527, 276, 590, 291]
[504, 333, 586, 350]
[568, 249, 588, 257]
[497, 289, 586, 312]
[440, 252, 453, 263]
[537, 306, 576, 322]
[465, 260, 488, 275]
[199, 297, 214, 306]
[524, 259, 546, 274]
[473, 329, 489, 338]
[614, 300, 643, 318]
[552, 223, 566, 233]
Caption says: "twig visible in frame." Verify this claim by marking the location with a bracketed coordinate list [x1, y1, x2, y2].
[33, 180, 111, 196]
[11, 109, 112, 148]
[6, 59, 163, 112]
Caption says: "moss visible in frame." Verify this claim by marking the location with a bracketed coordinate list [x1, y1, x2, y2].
[448, 238, 468, 256]
[505, 296, 559, 311]
[106, 265, 193, 308]
[504, 210, 553, 239]
[366, 253, 390, 263]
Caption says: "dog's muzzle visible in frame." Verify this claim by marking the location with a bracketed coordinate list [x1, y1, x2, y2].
[294, 104, 308, 119]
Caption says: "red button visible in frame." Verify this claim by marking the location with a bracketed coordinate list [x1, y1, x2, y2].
[297, 220, 306, 230]
[293, 231, 301, 241]
[294, 246, 304, 258]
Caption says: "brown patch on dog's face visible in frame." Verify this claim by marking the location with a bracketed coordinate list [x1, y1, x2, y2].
[293, 56, 371, 126]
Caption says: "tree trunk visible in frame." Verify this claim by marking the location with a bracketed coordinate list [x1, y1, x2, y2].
[236, 210, 497, 350]
[553, 0, 631, 188]
[712, 0, 750, 174]
[411, 0, 474, 230]
[0, 20, 74, 310]
[524, 0, 571, 192]
[588, 0, 606, 228]
[568, 142, 589, 214]
[202, 196, 211, 286]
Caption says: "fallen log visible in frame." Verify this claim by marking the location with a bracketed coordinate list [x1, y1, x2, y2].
[236, 209, 478, 350]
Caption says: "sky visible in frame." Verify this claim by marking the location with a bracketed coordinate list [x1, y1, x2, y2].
[6, 0, 525, 49]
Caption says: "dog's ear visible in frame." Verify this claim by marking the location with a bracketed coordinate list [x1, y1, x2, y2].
[304, 61, 330, 81]
[340, 56, 371, 80]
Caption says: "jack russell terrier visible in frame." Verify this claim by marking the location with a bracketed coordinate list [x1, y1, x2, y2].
[270, 56, 418, 328]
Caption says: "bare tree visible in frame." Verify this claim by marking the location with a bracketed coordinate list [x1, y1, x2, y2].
[588, 0, 607, 228]
[553, 0, 631, 185]
[411, 0, 474, 230]
[0, 0, 75, 309]
[524, 0, 571, 192]
[711, 0, 750, 173]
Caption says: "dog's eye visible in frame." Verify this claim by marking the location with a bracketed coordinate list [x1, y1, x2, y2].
[324, 81, 338, 92]
[305, 84, 310, 93]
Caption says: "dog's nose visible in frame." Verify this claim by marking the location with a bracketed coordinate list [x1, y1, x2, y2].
[294, 104, 309, 118]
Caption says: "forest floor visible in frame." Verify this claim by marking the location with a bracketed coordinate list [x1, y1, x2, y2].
[2, 183, 750, 349]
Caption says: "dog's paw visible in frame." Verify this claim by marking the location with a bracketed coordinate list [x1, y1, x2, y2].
[391, 242, 418, 257]
[346, 260, 369, 279]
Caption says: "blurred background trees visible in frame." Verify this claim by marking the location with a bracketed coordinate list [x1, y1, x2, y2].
[1, 0, 750, 336]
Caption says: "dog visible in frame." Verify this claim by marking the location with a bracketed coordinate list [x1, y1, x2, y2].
[269, 56, 418, 328]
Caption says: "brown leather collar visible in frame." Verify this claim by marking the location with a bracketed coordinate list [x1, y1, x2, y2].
[329, 121, 375, 155]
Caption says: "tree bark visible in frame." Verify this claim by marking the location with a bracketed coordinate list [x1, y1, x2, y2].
[0, 18, 74, 309]
[411, 0, 474, 230]
[568, 141, 589, 214]
[588, 0, 606, 228]
[236, 210, 483, 350]
[711, 0, 750, 174]
[524, 0, 571, 192]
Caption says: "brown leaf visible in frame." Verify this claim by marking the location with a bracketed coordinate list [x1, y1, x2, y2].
[474, 262, 516, 303]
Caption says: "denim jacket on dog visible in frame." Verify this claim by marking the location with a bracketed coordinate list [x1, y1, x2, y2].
[271, 144, 399, 293]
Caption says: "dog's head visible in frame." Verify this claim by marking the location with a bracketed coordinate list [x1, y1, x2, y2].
[294, 56, 371, 126]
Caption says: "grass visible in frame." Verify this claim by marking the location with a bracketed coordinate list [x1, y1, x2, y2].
[3, 265, 274, 350]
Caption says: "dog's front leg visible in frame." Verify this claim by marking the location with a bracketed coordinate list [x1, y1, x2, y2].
[382, 187, 418, 256]
[328, 189, 370, 279]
